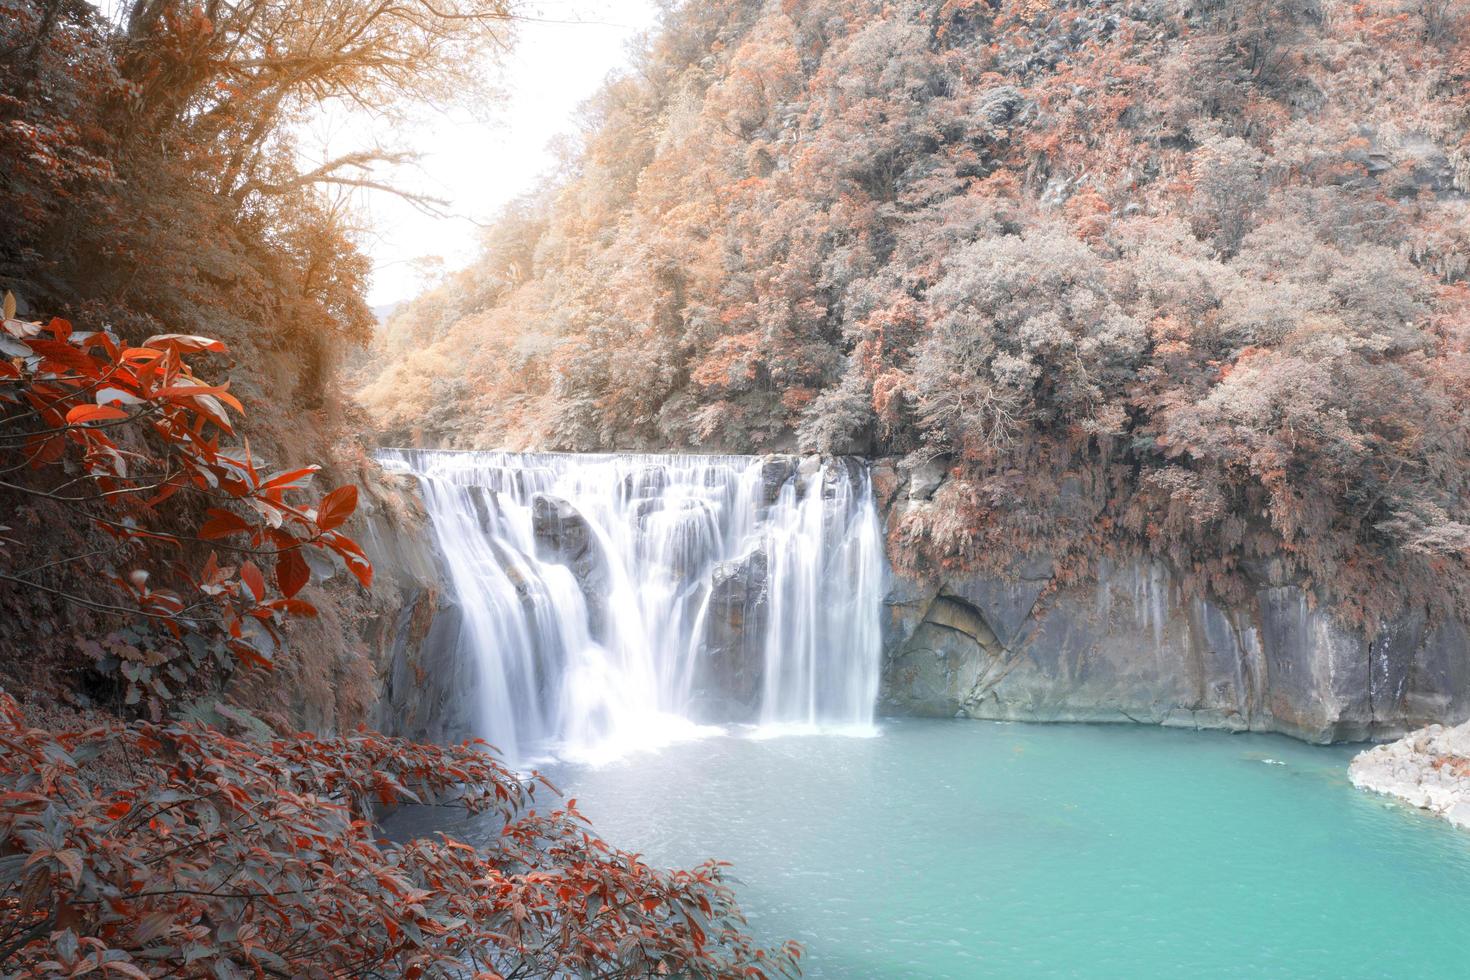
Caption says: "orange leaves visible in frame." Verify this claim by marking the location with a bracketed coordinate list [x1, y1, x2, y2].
[142, 333, 230, 355]
[2, 304, 373, 678]
[269, 597, 317, 617]
[779, 385, 816, 412]
[315, 484, 357, 531]
[198, 508, 251, 539]
[691, 331, 764, 392]
[153, 377, 240, 435]
[329, 532, 374, 588]
[275, 548, 309, 599]
[239, 561, 265, 602]
[260, 465, 319, 493]
[25, 336, 102, 374]
[65, 404, 129, 425]
[0, 698, 803, 979]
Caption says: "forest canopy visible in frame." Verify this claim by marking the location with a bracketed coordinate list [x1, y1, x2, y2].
[360, 0, 1470, 624]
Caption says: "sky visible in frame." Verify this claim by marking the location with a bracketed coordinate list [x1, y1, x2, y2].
[320, 0, 663, 307]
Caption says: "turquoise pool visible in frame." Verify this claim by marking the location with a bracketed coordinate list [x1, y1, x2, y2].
[404, 720, 1470, 978]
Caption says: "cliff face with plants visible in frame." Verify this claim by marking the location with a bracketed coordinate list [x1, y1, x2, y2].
[361, 0, 1470, 649]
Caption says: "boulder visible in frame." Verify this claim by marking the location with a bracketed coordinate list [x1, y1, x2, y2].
[904, 457, 948, 502]
[532, 494, 592, 561]
[693, 547, 770, 721]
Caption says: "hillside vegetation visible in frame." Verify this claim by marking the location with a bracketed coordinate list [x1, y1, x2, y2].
[361, 0, 1470, 623]
[0, 0, 519, 720]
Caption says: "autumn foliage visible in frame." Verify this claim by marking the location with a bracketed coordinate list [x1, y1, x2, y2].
[0, 2, 800, 975]
[0, 690, 800, 978]
[0, 301, 792, 975]
[0, 295, 370, 707]
[362, 0, 1470, 625]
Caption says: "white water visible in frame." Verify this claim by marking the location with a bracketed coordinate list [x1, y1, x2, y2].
[378, 450, 884, 764]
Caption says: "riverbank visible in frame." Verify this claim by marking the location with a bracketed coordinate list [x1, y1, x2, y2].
[1351, 722, 1470, 830]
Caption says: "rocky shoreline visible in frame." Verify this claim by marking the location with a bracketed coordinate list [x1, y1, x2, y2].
[1350, 722, 1470, 829]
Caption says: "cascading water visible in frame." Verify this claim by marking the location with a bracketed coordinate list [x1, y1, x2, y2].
[378, 450, 884, 763]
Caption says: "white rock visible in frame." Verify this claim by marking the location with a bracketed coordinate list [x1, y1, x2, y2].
[1350, 721, 1470, 828]
[905, 457, 948, 501]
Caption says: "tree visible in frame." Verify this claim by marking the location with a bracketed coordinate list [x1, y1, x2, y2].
[355, 0, 1470, 624]
[113, 0, 515, 214]
[0, 296, 800, 974]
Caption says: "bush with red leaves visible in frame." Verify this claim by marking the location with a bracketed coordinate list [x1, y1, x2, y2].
[0, 691, 801, 978]
[0, 294, 374, 708]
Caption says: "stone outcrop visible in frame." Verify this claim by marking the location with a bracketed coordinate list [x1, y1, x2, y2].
[759, 456, 799, 504]
[693, 546, 770, 721]
[879, 459, 1470, 743]
[357, 472, 477, 745]
[531, 494, 612, 640]
[1350, 722, 1470, 828]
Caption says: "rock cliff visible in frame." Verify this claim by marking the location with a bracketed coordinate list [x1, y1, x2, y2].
[875, 457, 1470, 743]
[355, 472, 480, 745]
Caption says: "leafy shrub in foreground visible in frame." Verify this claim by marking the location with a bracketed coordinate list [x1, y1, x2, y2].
[0, 691, 801, 978]
[0, 295, 371, 709]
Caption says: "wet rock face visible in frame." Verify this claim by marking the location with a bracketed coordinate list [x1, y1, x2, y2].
[360, 480, 480, 745]
[878, 552, 1470, 742]
[874, 455, 1470, 741]
[531, 494, 611, 640]
[375, 452, 1470, 748]
[532, 494, 592, 560]
[693, 547, 770, 722]
[759, 455, 799, 504]
[820, 455, 866, 499]
[622, 464, 669, 499]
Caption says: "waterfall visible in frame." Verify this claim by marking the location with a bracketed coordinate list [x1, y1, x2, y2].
[378, 450, 884, 763]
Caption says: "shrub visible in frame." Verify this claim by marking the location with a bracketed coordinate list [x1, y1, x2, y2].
[0, 691, 800, 978]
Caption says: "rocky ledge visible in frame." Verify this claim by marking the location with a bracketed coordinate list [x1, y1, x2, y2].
[1350, 723, 1470, 829]
[873, 455, 1470, 743]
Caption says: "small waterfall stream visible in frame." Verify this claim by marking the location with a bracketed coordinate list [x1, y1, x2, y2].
[379, 450, 884, 763]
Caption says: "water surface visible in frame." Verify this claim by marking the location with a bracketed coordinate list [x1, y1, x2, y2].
[396, 721, 1470, 978]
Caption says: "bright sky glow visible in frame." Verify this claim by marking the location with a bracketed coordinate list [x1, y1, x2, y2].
[91, 0, 659, 308]
[326, 0, 661, 306]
